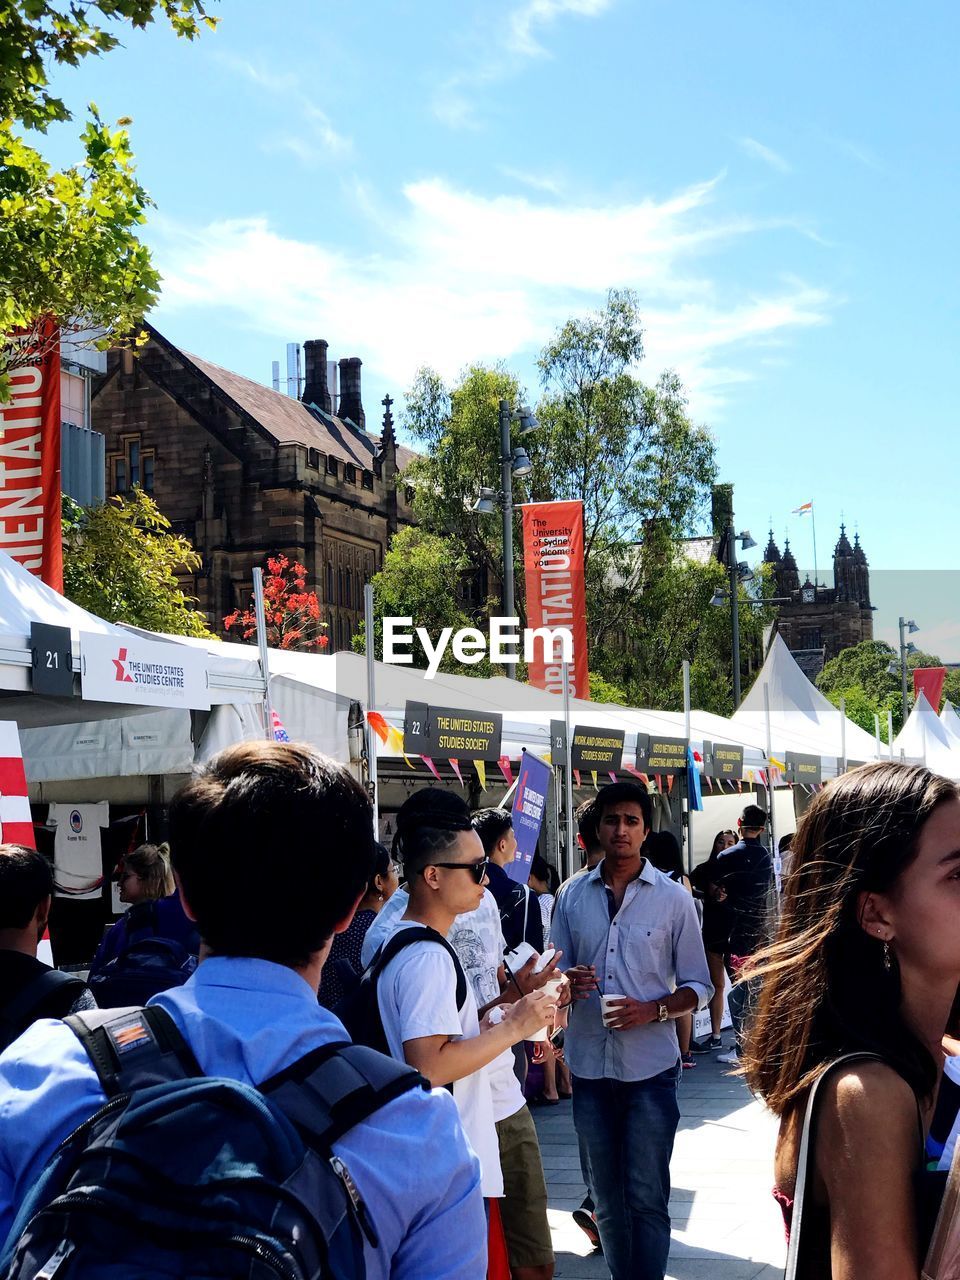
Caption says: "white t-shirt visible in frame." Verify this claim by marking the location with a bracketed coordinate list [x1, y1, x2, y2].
[49, 802, 109, 901]
[377, 921, 504, 1198]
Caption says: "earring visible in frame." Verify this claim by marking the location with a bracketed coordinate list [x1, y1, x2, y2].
[377, 892, 384, 902]
[883, 940, 893, 972]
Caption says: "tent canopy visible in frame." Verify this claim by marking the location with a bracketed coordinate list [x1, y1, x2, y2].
[893, 692, 960, 779]
[0, 551, 263, 727]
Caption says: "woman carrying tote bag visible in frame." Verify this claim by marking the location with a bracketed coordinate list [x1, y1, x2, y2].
[739, 762, 960, 1279]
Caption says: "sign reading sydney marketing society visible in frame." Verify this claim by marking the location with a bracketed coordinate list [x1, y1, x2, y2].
[80, 632, 210, 711]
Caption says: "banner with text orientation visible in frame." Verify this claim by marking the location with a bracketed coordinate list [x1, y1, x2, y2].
[0, 320, 62, 590]
[520, 500, 590, 700]
[507, 751, 552, 883]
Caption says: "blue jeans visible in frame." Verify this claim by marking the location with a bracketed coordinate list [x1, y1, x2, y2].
[727, 973, 759, 1054]
[571, 1063, 681, 1280]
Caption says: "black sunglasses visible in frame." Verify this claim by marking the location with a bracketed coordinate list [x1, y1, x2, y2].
[427, 858, 489, 885]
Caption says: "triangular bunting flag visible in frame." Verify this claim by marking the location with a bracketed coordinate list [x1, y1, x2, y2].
[449, 758, 465, 787]
[366, 711, 390, 744]
[705, 774, 713, 791]
[498, 756, 513, 786]
[666, 775, 675, 793]
[421, 755, 442, 782]
[608, 771, 618, 783]
[590, 771, 599, 790]
[736, 779, 742, 793]
[475, 760, 487, 791]
[573, 768, 581, 787]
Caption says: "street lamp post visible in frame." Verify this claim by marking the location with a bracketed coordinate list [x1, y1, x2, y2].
[471, 400, 537, 680]
[723, 518, 757, 709]
[898, 616, 919, 725]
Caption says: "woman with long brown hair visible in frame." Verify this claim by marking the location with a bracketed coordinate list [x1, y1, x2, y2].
[741, 761, 960, 1278]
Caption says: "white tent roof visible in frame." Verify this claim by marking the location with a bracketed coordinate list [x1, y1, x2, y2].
[733, 634, 880, 764]
[940, 700, 960, 747]
[893, 692, 960, 779]
[0, 551, 263, 726]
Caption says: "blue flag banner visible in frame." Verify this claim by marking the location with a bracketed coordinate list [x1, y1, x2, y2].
[687, 747, 703, 812]
[507, 751, 553, 883]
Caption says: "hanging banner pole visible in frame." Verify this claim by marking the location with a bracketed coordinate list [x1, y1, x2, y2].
[562, 659, 576, 881]
[764, 682, 779, 901]
[253, 567, 273, 742]
[364, 583, 379, 833]
[840, 695, 847, 774]
[683, 659, 693, 875]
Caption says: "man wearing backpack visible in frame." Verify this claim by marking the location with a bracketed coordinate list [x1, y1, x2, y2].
[0, 844, 96, 1053]
[371, 789, 556, 1207]
[0, 743, 485, 1279]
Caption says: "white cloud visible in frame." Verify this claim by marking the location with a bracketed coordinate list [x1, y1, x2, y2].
[153, 175, 833, 419]
[433, 0, 615, 127]
[507, 0, 615, 58]
[499, 165, 565, 196]
[738, 137, 792, 174]
[215, 53, 351, 158]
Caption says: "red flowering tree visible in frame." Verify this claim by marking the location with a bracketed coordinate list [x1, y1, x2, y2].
[223, 556, 329, 651]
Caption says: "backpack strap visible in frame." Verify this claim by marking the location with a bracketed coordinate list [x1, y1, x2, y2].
[369, 925, 468, 1012]
[786, 1052, 886, 1280]
[0, 967, 87, 1046]
[65, 1005, 203, 1097]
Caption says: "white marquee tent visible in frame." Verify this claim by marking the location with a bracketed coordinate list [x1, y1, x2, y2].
[893, 692, 960, 780]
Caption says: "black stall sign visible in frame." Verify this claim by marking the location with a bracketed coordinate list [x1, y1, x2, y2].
[785, 752, 823, 785]
[31, 622, 74, 697]
[402, 701, 502, 760]
[549, 719, 568, 758]
[570, 725, 624, 771]
[636, 733, 689, 777]
[702, 740, 744, 780]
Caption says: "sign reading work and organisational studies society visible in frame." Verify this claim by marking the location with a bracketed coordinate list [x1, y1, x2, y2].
[520, 500, 590, 700]
[402, 701, 503, 761]
[0, 319, 62, 590]
[81, 631, 211, 711]
[506, 751, 552, 884]
[570, 725, 625, 772]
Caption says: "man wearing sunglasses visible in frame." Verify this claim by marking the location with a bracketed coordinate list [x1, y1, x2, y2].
[376, 788, 557, 1206]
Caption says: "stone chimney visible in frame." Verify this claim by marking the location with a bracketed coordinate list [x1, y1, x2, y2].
[302, 340, 332, 413]
[338, 357, 365, 428]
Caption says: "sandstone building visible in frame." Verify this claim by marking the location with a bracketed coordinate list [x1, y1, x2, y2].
[92, 326, 417, 647]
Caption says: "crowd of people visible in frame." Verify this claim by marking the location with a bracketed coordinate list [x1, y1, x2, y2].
[0, 741, 959, 1280]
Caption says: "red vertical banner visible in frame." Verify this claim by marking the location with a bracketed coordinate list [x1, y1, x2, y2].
[520, 499, 590, 699]
[0, 319, 63, 591]
[913, 667, 947, 711]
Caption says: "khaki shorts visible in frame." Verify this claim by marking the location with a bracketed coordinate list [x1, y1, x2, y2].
[496, 1105, 554, 1268]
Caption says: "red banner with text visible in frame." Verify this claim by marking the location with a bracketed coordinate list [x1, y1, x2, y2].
[520, 499, 590, 700]
[913, 666, 947, 712]
[0, 320, 62, 591]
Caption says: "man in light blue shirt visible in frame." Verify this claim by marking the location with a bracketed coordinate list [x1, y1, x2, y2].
[550, 782, 712, 1280]
[0, 743, 485, 1280]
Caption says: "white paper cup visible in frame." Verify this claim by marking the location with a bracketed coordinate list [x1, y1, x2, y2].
[601, 993, 626, 1027]
[527, 977, 565, 1042]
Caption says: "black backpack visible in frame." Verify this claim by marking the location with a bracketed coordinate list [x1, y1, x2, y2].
[0, 1005, 425, 1279]
[0, 968, 88, 1054]
[88, 904, 198, 1008]
[334, 926, 467, 1057]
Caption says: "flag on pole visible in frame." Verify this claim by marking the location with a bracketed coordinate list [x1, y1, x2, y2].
[792, 502, 813, 516]
[271, 709, 291, 742]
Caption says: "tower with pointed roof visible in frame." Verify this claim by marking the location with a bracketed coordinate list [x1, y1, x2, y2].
[766, 523, 873, 678]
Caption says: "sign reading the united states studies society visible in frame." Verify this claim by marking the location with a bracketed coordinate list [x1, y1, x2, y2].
[402, 702, 502, 761]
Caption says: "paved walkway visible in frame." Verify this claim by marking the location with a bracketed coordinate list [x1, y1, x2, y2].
[533, 1053, 786, 1279]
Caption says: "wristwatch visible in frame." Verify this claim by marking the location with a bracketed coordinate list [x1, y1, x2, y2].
[656, 1003, 669, 1023]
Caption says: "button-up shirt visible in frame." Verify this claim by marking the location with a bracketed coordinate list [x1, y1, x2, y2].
[0, 956, 485, 1279]
[550, 859, 712, 1082]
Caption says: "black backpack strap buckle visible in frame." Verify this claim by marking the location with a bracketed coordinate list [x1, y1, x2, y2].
[65, 1005, 203, 1097]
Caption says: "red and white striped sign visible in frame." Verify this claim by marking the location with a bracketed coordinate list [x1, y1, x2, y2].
[0, 720, 34, 848]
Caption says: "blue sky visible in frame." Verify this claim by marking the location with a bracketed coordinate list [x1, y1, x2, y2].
[43, 0, 960, 653]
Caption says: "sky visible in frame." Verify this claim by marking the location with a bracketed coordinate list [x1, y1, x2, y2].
[42, 0, 960, 654]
